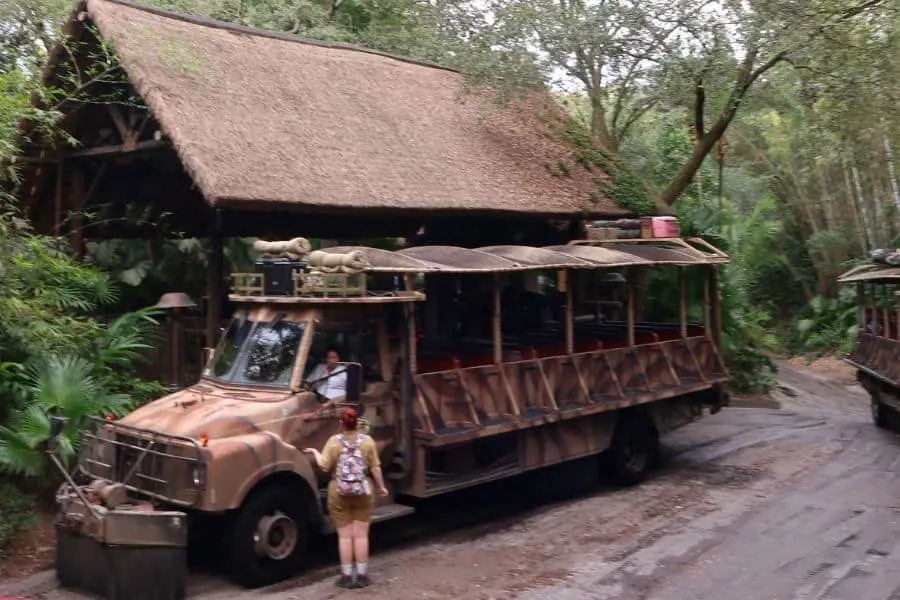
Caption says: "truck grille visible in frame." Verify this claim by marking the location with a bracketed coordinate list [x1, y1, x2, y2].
[79, 418, 203, 507]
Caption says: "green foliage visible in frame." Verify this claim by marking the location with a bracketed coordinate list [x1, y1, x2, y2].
[562, 118, 656, 215]
[0, 307, 166, 479]
[790, 290, 859, 357]
[0, 482, 37, 552]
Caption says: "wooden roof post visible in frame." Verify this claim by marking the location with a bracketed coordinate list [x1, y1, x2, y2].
[679, 266, 687, 338]
[627, 269, 635, 347]
[493, 273, 503, 364]
[857, 283, 865, 329]
[205, 208, 224, 349]
[703, 267, 711, 339]
[562, 269, 573, 354]
[710, 265, 721, 348]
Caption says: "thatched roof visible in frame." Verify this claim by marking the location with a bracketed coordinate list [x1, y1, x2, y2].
[19, 0, 635, 222]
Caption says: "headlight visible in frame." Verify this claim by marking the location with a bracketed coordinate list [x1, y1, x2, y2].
[191, 466, 205, 487]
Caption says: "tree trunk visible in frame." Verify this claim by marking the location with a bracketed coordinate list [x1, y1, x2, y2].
[659, 119, 729, 206]
[851, 164, 875, 249]
[589, 92, 617, 155]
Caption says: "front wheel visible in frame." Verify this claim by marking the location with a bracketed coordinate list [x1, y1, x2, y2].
[604, 414, 659, 487]
[224, 485, 311, 588]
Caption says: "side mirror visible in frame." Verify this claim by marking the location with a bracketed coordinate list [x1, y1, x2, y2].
[50, 415, 69, 440]
[343, 362, 363, 408]
[47, 415, 69, 453]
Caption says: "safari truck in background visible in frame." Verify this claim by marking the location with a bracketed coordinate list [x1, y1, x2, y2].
[839, 252, 900, 429]
[54, 233, 731, 592]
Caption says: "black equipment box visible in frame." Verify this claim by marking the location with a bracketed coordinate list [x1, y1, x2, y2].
[255, 257, 307, 296]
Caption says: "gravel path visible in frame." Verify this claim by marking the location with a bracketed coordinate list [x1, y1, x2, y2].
[7, 360, 900, 600]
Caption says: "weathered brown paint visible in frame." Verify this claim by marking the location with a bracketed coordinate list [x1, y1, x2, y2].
[71, 239, 731, 550]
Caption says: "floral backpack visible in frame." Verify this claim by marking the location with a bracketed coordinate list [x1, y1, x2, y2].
[336, 434, 368, 496]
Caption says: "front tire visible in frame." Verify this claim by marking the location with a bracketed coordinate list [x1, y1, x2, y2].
[605, 413, 659, 487]
[224, 485, 311, 588]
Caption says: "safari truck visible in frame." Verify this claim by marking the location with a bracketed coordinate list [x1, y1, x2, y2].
[839, 252, 900, 429]
[54, 234, 730, 592]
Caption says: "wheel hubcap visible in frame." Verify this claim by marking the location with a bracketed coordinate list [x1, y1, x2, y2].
[253, 511, 297, 560]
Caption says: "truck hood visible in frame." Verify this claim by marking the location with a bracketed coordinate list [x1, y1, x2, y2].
[118, 382, 310, 439]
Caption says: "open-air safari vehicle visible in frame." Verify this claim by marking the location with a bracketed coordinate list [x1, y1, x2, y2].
[55, 234, 731, 591]
[839, 255, 900, 428]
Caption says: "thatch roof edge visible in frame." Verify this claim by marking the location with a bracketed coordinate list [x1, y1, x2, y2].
[96, 0, 458, 74]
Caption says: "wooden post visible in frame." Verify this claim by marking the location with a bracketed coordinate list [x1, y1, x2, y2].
[562, 269, 574, 354]
[710, 266, 722, 347]
[883, 284, 890, 339]
[69, 167, 85, 256]
[493, 273, 503, 364]
[679, 266, 687, 338]
[406, 302, 418, 375]
[54, 152, 64, 240]
[857, 283, 865, 329]
[703, 267, 711, 339]
[895, 289, 900, 341]
[627, 270, 635, 346]
[871, 283, 879, 334]
[205, 209, 224, 349]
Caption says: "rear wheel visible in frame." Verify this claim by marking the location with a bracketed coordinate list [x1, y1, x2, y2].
[605, 413, 659, 487]
[871, 389, 895, 430]
[224, 485, 311, 588]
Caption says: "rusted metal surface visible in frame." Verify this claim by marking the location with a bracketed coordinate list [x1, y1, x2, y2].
[410, 337, 726, 444]
[838, 265, 900, 283]
[54, 485, 187, 546]
[846, 333, 900, 385]
[66, 235, 730, 567]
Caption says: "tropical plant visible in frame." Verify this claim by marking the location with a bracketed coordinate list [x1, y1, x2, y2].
[0, 356, 130, 478]
[792, 289, 860, 357]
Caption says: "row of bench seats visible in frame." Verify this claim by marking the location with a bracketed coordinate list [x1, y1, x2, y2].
[416, 324, 707, 374]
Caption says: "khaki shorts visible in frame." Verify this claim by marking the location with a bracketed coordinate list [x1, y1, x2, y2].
[327, 479, 374, 529]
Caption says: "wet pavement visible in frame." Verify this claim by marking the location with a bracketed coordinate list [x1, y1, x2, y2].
[6, 361, 900, 599]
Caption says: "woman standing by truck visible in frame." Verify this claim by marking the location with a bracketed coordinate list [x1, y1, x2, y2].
[304, 407, 388, 588]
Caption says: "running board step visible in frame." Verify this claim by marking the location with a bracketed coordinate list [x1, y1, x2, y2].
[372, 502, 415, 524]
[319, 503, 415, 534]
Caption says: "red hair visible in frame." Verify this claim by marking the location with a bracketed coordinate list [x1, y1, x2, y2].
[339, 407, 358, 430]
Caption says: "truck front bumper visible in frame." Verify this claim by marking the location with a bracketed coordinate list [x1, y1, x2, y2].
[54, 483, 189, 600]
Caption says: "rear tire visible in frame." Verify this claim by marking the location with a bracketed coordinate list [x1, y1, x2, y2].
[871, 390, 894, 430]
[605, 413, 659, 487]
[224, 485, 311, 589]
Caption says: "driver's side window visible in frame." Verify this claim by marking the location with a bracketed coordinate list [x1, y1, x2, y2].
[304, 322, 382, 383]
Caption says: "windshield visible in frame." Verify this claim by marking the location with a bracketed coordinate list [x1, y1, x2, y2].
[208, 317, 306, 387]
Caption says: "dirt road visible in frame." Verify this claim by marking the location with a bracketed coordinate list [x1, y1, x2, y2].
[7, 360, 900, 600]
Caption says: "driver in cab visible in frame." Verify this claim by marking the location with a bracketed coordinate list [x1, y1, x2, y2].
[305, 346, 347, 402]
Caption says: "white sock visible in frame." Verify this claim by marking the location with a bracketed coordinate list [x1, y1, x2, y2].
[341, 564, 353, 576]
[356, 562, 368, 575]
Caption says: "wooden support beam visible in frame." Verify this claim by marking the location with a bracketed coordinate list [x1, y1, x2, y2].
[627, 270, 635, 347]
[69, 161, 109, 256]
[710, 265, 722, 348]
[69, 139, 166, 159]
[205, 209, 224, 349]
[493, 273, 503, 364]
[106, 104, 131, 145]
[54, 151, 64, 238]
[679, 266, 687, 338]
[563, 269, 574, 355]
[10, 155, 58, 165]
